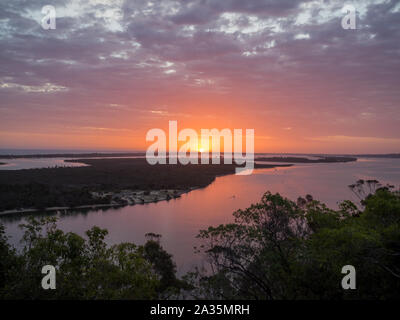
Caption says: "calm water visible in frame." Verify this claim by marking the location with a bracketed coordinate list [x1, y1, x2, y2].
[0, 158, 88, 170]
[1, 157, 400, 274]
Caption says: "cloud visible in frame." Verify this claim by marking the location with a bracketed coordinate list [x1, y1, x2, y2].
[0, 0, 399, 151]
[0, 81, 68, 93]
[171, 0, 308, 25]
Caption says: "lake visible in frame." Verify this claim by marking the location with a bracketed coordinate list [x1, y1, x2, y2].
[1, 156, 400, 274]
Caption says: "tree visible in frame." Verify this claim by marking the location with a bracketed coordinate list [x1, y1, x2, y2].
[0, 217, 184, 299]
[189, 184, 400, 299]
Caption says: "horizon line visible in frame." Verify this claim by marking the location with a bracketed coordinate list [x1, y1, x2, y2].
[0, 148, 399, 157]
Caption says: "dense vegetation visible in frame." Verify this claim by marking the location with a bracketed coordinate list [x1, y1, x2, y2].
[188, 180, 400, 299]
[0, 217, 187, 299]
[0, 180, 399, 299]
[0, 184, 110, 212]
[0, 158, 285, 212]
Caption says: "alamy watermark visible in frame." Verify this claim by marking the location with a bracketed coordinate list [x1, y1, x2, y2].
[41, 265, 56, 290]
[41, 5, 56, 30]
[145, 121, 254, 175]
[39, 263, 357, 291]
[341, 265, 356, 290]
[40, 4, 356, 31]
[341, 5, 357, 29]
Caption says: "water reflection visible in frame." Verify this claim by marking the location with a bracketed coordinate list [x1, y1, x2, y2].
[1, 157, 400, 274]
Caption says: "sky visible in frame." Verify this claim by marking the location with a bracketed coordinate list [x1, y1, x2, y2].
[0, 0, 399, 153]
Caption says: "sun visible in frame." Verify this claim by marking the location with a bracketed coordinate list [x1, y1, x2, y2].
[199, 148, 205, 153]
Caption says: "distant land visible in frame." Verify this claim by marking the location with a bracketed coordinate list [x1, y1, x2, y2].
[0, 152, 399, 159]
[1, 151, 397, 215]
[0, 158, 290, 214]
[255, 156, 357, 163]
[0, 152, 145, 159]
[257, 153, 400, 159]
[352, 153, 400, 158]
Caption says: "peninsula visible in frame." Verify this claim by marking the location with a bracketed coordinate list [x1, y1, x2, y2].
[0, 158, 290, 215]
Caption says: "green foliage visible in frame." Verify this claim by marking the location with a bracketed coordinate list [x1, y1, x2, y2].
[0, 183, 109, 211]
[1, 184, 399, 300]
[143, 235, 191, 298]
[0, 217, 184, 299]
[190, 187, 400, 299]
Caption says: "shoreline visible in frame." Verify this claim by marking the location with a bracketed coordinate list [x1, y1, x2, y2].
[0, 165, 291, 217]
[0, 189, 194, 216]
[0, 158, 290, 216]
